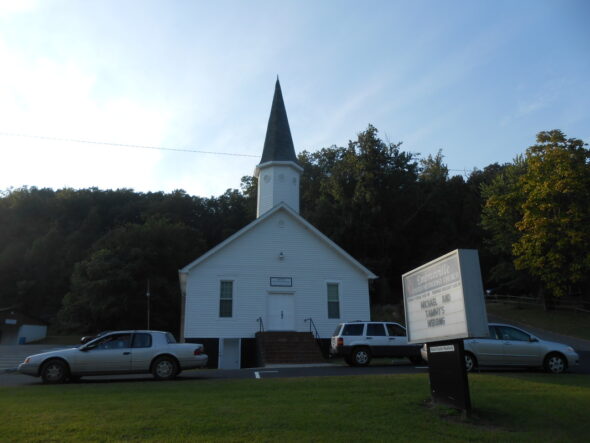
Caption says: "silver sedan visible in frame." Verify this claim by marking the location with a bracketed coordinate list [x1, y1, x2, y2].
[18, 330, 208, 383]
[421, 323, 579, 373]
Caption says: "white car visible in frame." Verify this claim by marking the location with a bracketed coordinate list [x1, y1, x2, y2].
[18, 330, 208, 383]
[420, 323, 579, 374]
[330, 321, 423, 366]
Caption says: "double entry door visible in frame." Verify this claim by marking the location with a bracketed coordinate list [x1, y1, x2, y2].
[267, 294, 295, 331]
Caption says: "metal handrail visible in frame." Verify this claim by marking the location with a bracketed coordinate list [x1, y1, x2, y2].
[256, 316, 265, 333]
[304, 317, 327, 358]
[304, 317, 320, 340]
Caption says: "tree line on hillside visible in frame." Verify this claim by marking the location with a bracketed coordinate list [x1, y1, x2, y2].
[1, 126, 588, 335]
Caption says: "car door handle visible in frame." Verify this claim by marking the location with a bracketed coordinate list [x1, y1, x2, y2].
[389, 338, 396, 340]
[366, 337, 373, 340]
[123, 352, 131, 355]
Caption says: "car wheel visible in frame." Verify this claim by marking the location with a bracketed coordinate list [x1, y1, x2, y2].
[352, 347, 371, 367]
[464, 352, 477, 373]
[41, 359, 69, 384]
[544, 353, 567, 374]
[152, 356, 178, 380]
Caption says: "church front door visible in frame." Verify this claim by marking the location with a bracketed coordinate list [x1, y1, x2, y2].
[267, 295, 295, 331]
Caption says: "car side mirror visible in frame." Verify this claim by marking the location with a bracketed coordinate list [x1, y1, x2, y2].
[80, 343, 96, 351]
[530, 337, 539, 342]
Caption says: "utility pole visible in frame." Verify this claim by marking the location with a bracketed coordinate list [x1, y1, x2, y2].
[146, 279, 151, 330]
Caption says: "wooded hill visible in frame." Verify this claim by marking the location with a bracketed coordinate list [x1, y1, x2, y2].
[1, 126, 588, 335]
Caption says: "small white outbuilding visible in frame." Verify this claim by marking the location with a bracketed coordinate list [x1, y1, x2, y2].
[179, 80, 377, 368]
[0, 307, 48, 345]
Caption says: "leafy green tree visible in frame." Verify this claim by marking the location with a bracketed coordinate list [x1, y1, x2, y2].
[299, 125, 422, 304]
[481, 130, 590, 300]
[480, 159, 533, 293]
[419, 149, 449, 184]
[57, 216, 207, 334]
[512, 130, 590, 297]
[0, 186, 253, 331]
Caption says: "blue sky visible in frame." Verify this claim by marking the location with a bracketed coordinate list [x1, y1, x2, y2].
[1, 0, 588, 197]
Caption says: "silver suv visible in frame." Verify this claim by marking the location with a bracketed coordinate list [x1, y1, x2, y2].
[329, 321, 423, 366]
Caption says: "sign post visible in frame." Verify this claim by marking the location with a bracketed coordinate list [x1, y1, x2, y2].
[426, 339, 471, 412]
[402, 249, 488, 414]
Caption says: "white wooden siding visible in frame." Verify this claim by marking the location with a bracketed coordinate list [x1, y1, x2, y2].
[184, 209, 370, 339]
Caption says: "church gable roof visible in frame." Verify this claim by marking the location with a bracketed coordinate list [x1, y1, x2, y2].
[179, 203, 377, 279]
[259, 79, 298, 164]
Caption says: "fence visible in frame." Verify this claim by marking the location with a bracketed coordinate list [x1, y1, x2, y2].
[486, 293, 590, 314]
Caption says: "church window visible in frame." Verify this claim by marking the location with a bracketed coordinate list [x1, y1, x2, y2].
[327, 283, 340, 319]
[219, 281, 233, 317]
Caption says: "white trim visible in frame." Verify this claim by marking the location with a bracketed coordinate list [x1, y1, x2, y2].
[254, 160, 304, 177]
[179, 203, 377, 279]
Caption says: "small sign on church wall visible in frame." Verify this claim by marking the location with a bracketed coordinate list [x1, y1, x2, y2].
[270, 277, 292, 287]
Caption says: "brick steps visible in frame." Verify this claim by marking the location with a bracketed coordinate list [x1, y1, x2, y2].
[256, 331, 325, 365]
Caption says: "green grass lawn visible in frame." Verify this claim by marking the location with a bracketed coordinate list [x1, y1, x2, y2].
[487, 302, 590, 340]
[1, 373, 589, 442]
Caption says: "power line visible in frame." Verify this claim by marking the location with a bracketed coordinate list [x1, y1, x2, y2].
[0, 131, 477, 174]
[0, 131, 259, 158]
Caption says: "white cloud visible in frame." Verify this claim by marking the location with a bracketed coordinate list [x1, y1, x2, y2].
[0, 39, 173, 192]
[0, 0, 38, 17]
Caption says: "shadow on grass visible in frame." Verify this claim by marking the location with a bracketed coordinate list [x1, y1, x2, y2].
[422, 398, 514, 432]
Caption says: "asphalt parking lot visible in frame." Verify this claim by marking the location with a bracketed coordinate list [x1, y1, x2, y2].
[1, 351, 588, 387]
[0, 360, 425, 386]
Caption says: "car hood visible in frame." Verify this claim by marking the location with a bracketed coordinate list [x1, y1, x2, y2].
[539, 339, 576, 352]
[26, 347, 80, 362]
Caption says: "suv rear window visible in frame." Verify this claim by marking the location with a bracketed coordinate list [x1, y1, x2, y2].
[367, 323, 386, 336]
[341, 324, 364, 336]
[333, 324, 343, 336]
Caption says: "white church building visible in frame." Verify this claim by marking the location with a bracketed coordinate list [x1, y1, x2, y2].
[179, 80, 377, 368]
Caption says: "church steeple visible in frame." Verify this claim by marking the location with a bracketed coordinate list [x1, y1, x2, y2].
[260, 78, 298, 164]
[255, 79, 303, 218]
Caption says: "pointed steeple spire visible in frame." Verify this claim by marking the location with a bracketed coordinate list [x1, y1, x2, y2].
[260, 78, 298, 164]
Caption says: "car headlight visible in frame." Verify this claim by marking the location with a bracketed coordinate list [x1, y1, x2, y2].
[23, 357, 31, 364]
[566, 346, 575, 353]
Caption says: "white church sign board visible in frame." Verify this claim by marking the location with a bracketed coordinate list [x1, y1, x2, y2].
[402, 249, 488, 344]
